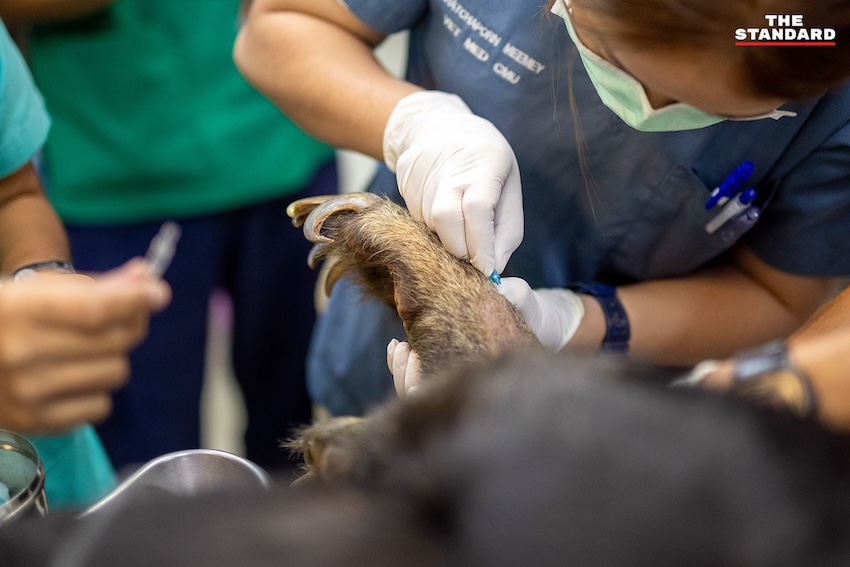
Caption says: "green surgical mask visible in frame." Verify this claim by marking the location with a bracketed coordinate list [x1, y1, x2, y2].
[550, 1, 796, 132]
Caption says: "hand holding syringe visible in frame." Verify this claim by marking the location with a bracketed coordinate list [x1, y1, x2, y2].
[0, 223, 178, 433]
[144, 221, 181, 278]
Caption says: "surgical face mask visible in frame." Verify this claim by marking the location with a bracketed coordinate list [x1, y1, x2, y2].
[550, 1, 796, 132]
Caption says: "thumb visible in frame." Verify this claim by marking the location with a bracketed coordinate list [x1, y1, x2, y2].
[499, 277, 546, 341]
[99, 257, 151, 284]
[498, 276, 534, 310]
[99, 258, 172, 312]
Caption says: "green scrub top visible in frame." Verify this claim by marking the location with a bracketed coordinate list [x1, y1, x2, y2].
[28, 0, 336, 224]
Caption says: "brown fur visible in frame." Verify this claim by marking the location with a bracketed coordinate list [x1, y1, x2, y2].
[310, 197, 539, 377]
[287, 194, 541, 481]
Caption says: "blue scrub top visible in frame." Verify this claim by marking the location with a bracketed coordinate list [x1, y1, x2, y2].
[308, 0, 850, 414]
[354, 0, 850, 283]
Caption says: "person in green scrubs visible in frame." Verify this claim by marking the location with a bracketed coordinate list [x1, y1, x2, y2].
[1, 0, 338, 472]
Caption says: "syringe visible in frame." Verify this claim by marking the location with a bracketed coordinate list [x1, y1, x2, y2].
[144, 221, 181, 278]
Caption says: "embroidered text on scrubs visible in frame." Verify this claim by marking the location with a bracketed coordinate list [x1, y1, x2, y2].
[442, 0, 502, 47]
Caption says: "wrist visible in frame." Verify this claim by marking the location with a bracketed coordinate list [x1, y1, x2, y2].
[730, 340, 817, 417]
[536, 287, 586, 352]
[569, 283, 630, 353]
[567, 294, 606, 350]
[11, 260, 76, 282]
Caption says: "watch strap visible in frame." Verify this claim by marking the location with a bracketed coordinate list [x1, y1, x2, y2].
[569, 283, 630, 353]
[12, 260, 76, 282]
[731, 340, 817, 417]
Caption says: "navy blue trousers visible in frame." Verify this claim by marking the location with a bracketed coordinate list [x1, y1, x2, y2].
[65, 161, 337, 472]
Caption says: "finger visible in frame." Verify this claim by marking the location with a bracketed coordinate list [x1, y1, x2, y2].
[99, 257, 150, 283]
[498, 277, 533, 309]
[403, 350, 422, 394]
[461, 180, 504, 275]
[396, 151, 426, 223]
[492, 169, 524, 273]
[28, 392, 115, 434]
[1, 308, 150, 365]
[387, 337, 400, 391]
[388, 339, 412, 397]
[99, 261, 172, 312]
[16, 355, 130, 402]
[428, 182, 471, 262]
[9, 278, 161, 334]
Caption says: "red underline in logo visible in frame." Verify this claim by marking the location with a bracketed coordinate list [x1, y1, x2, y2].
[735, 41, 836, 46]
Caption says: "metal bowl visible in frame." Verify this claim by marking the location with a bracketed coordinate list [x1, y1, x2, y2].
[81, 449, 272, 519]
[0, 430, 47, 525]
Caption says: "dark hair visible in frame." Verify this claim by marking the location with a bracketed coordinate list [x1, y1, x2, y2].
[549, 0, 850, 99]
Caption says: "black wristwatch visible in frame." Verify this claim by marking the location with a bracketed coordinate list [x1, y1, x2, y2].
[570, 283, 630, 353]
[731, 340, 817, 417]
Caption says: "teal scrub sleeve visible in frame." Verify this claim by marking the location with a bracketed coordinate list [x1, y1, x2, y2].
[29, 426, 117, 511]
[0, 21, 51, 178]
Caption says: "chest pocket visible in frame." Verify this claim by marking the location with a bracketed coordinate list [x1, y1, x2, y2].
[606, 165, 760, 281]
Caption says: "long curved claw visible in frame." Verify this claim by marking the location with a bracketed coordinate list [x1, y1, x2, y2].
[286, 195, 336, 228]
[324, 259, 350, 297]
[303, 192, 382, 244]
[307, 243, 328, 269]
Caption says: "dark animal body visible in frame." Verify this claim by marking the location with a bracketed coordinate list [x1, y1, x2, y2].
[4, 353, 850, 567]
[4, 194, 850, 566]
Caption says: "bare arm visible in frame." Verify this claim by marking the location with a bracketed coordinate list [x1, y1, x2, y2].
[569, 244, 836, 366]
[0, 162, 70, 275]
[787, 283, 850, 341]
[0, 0, 114, 24]
[234, 0, 420, 159]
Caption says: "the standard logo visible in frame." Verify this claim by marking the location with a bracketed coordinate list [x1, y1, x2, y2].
[735, 15, 836, 46]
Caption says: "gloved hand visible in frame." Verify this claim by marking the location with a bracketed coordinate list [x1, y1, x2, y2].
[383, 90, 524, 276]
[499, 277, 585, 352]
[387, 338, 421, 396]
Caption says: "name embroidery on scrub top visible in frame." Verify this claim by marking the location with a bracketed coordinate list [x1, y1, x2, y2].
[439, 0, 547, 85]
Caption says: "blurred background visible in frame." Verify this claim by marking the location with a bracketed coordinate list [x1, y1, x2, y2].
[200, 33, 409, 456]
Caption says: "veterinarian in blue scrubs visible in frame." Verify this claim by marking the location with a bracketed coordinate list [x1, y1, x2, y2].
[236, 0, 850, 414]
[0, 21, 170, 509]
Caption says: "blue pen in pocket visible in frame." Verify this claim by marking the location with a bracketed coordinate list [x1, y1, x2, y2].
[705, 188, 758, 234]
[705, 161, 754, 210]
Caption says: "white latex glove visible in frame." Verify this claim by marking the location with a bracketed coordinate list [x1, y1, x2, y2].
[383, 90, 524, 276]
[499, 277, 585, 353]
[387, 338, 422, 396]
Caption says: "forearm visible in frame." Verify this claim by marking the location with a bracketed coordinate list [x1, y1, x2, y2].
[0, 163, 70, 275]
[570, 246, 836, 366]
[789, 284, 850, 341]
[234, 0, 420, 159]
[0, 0, 114, 24]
